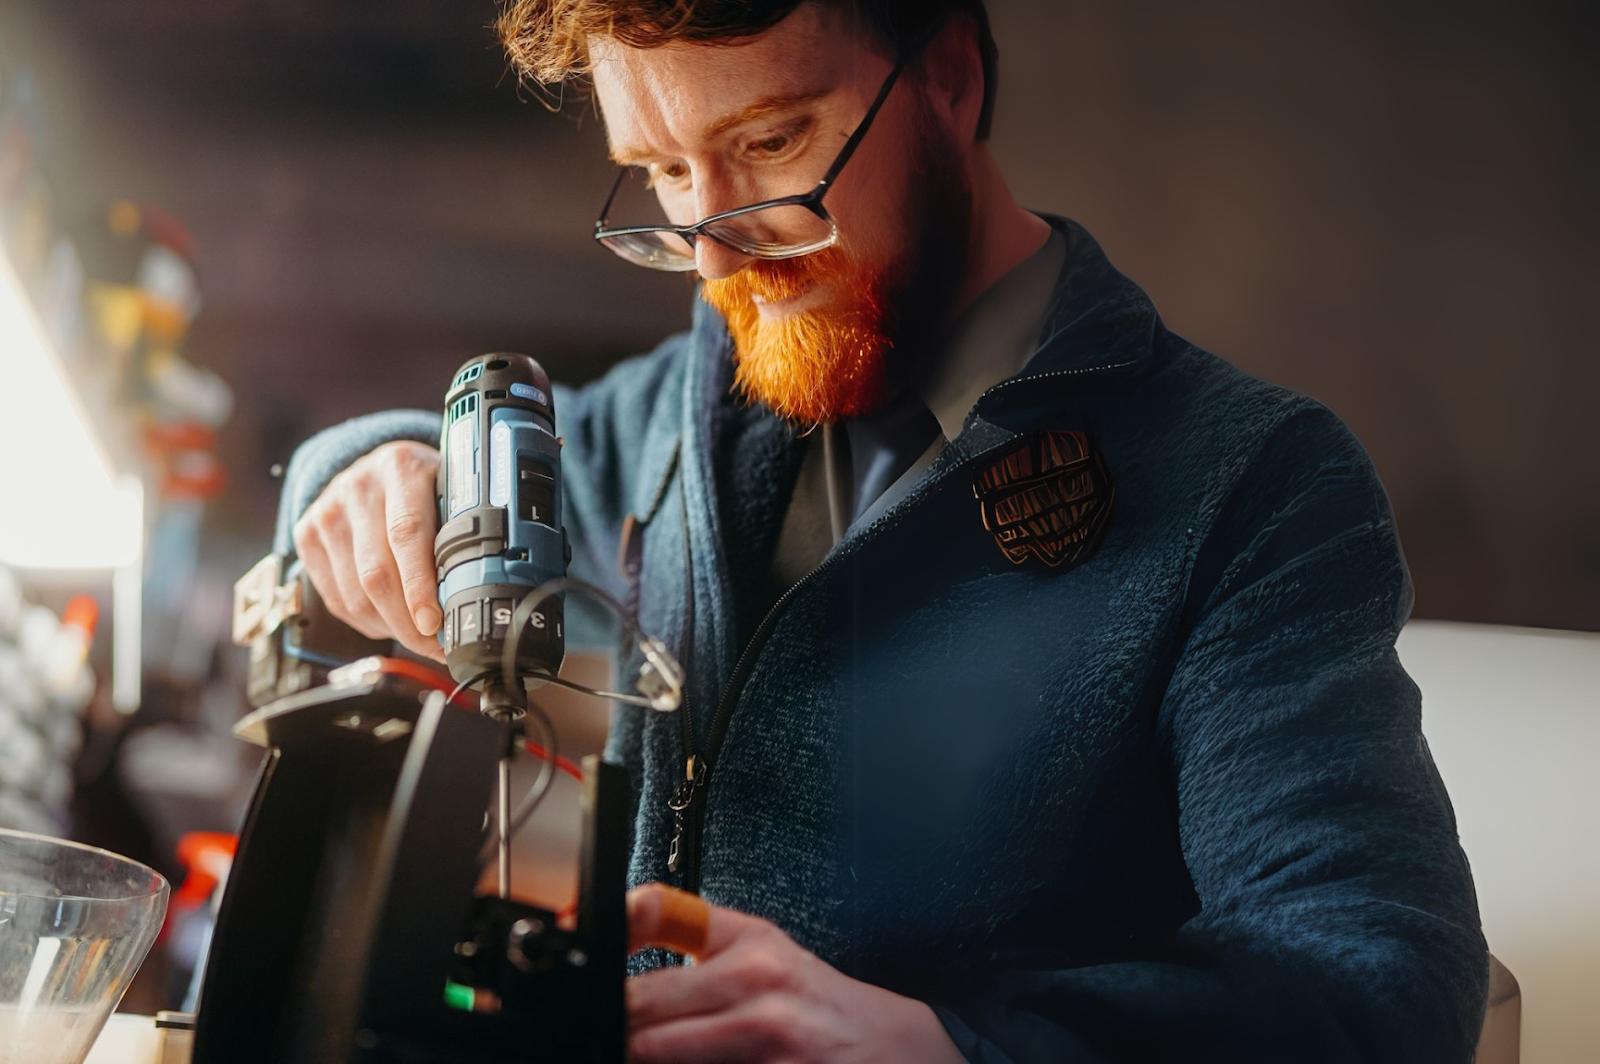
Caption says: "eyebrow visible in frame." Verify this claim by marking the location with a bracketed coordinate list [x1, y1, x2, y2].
[608, 85, 832, 166]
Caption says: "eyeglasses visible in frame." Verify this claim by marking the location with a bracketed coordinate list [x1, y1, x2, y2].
[593, 54, 910, 272]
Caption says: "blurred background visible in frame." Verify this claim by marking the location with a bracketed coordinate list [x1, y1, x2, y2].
[0, 0, 1593, 1060]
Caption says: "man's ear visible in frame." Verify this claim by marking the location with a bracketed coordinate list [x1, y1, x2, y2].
[914, 13, 986, 145]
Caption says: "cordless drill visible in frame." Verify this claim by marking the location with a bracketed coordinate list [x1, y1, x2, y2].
[434, 353, 569, 718]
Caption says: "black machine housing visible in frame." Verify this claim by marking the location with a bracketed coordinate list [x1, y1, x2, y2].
[191, 670, 628, 1063]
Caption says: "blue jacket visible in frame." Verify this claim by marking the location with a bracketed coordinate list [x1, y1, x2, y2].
[281, 217, 1488, 1062]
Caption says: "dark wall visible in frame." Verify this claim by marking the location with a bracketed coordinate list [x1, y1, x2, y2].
[986, 2, 1598, 630]
[5, 0, 1595, 628]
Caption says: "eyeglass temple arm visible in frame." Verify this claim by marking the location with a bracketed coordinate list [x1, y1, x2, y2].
[815, 54, 910, 193]
[596, 168, 629, 230]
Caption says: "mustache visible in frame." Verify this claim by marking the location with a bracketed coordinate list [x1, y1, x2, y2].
[703, 247, 848, 305]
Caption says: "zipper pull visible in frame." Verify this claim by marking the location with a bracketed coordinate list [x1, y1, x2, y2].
[665, 755, 704, 874]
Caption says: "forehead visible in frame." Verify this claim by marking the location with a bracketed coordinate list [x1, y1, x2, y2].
[589, 3, 876, 156]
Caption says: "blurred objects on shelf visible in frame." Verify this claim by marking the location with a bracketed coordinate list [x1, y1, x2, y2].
[1, 42, 234, 728]
[0, 570, 97, 835]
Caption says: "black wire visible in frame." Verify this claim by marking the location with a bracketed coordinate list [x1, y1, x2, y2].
[526, 669, 660, 708]
[507, 699, 558, 838]
[476, 697, 558, 868]
[447, 668, 495, 708]
[472, 576, 672, 867]
[502, 582, 562, 701]
[501, 576, 653, 697]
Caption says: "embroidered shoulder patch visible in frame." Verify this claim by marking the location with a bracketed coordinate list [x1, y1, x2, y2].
[972, 430, 1114, 568]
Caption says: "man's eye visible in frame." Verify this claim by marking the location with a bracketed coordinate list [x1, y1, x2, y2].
[647, 162, 689, 187]
[745, 119, 811, 160]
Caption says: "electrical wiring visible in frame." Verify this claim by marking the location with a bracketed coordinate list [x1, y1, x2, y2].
[361, 658, 585, 779]
[359, 572, 686, 908]
[502, 577, 684, 712]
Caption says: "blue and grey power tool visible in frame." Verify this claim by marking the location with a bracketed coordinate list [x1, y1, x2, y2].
[434, 353, 568, 718]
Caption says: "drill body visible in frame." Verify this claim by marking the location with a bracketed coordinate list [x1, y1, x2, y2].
[434, 354, 568, 706]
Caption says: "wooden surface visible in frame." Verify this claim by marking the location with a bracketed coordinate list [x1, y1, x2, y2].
[85, 1015, 191, 1064]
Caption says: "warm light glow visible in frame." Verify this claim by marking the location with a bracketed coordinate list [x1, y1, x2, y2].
[0, 252, 144, 569]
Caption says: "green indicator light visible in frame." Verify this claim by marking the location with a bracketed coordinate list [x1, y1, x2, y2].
[443, 981, 476, 1012]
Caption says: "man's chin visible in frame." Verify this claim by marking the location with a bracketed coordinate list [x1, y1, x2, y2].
[731, 317, 894, 424]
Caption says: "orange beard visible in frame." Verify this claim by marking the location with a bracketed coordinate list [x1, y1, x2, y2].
[702, 246, 895, 425]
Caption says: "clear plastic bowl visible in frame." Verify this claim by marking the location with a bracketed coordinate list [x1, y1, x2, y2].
[0, 829, 169, 1064]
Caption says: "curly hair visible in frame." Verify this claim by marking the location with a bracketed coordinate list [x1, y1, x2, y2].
[496, 0, 1000, 139]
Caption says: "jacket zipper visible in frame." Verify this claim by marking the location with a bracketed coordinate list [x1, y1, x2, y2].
[666, 486, 702, 875]
[669, 356, 1141, 893]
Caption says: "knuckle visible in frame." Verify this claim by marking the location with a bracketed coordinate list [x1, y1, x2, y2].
[386, 511, 428, 546]
[378, 440, 440, 478]
[333, 462, 378, 500]
[409, 440, 443, 469]
[331, 570, 377, 619]
[738, 997, 797, 1048]
[736, 946, 792, 991]
[355, 558, 394, 597]
[315, 503, 348, 536]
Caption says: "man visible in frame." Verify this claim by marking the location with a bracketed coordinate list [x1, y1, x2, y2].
[281, 1, 1489, 1060]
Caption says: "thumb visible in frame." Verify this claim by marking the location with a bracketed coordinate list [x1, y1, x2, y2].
[627, 884, 765, 960]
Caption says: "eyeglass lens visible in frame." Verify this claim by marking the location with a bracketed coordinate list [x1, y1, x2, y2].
[600, 168, 836, 268]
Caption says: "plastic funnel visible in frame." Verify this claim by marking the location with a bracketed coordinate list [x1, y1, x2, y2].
[0, 829, 169, 1064]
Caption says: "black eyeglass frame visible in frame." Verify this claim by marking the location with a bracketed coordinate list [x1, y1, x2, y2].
[592, 50, 913, 271]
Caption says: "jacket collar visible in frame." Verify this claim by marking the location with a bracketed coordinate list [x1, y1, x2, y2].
[966, 214, 1166, 431]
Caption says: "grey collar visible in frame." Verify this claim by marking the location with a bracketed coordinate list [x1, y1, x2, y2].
[914, 225, 1067, 442]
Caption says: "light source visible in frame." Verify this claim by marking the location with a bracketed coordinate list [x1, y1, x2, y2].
[0, 249, 143, 570]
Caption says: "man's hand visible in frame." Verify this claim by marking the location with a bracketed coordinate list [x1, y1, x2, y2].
[625, 884, 966, 1064]
[292, 440, 446, 663]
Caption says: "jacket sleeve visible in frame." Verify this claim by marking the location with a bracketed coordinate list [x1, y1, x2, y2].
[274, 340, 686, 643]
[273, 409, 441, 556]
[928, 405, 1489, 1063]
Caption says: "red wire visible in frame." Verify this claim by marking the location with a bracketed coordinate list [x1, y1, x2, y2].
[368, 658, 585, 780]
[370, 656, 480, 710]
[525, 740, 585, 782]
[369, 657, 586, 921]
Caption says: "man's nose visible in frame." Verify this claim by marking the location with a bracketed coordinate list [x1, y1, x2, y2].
[690, 176, 756, 280]
[694, 235, 753, 281]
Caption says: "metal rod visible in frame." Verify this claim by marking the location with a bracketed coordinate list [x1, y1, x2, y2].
[497, 754, 512, 898]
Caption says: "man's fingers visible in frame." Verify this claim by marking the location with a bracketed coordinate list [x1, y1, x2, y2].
[627, 942, 797, 1030]
[627, 997, 796, 1064]
[383, 462, 442, 640]
[293, 521, 350, 621]
[625, 964, 742, 1030]
[347, 502, 440, 660]
[319, 511, 389, 640]
[626, 884, 767, 960]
